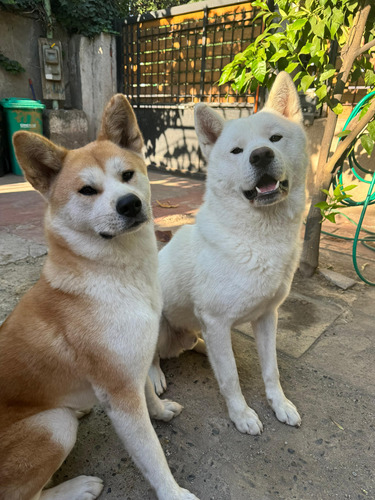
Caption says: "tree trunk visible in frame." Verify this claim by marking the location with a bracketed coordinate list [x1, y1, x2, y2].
[300, 2, 373, 277]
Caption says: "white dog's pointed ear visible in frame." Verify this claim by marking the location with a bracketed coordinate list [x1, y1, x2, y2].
[264, 72, 303, 123]
[98, 94, 144, 154]
[13, 131, 67, 197]
[195, 103, 225, 159]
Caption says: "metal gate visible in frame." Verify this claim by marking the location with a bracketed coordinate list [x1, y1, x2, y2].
[116, 0, 262, 108]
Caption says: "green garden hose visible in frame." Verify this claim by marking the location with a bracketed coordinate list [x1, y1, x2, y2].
[328, 91, 375, 285]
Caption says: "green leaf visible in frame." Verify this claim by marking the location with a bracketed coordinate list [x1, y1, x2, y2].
[284, 62, 299, 73]
[336, 129, 351, 138]
[300, 43, 312, 55]
[312, 20, 326, 39]
[269, 49, 288, 62]
[364, 70, 375, 86]
[331, 7, 345, 26]
[288, 19, 308, 31]
[367, 121, 375, 141]
[332, 102, 343, 114]
[321, 189, 330, 196]
[315, 201, 329, 209]
[325, 213, 337, 223]
[300, 74, 315, 92]
[320, 68, 336, 81]
[333, 183, 343, 197]
[237, 68, 247, 92]
[251, 60, 267, 83]
[315, 84, 327, 100]
[347, 1, 358, 12]
[360, 134, 374, 156]
[342, 184, 357, 191]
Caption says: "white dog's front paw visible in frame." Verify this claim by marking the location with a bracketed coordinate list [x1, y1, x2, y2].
[155, 399, 184, 422]
[230, 406, 263, 435]
[271, 397, 301, 427]
[149, 363, 167, 395]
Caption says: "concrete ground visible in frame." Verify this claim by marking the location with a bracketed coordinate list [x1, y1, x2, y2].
[0, 170, 374, 500]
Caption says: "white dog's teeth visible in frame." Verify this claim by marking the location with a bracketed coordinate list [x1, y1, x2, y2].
[275, 180, 280, 189]
[256, 186, 261, 193]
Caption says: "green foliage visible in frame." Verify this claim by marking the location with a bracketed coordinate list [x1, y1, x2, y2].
[219, 0, 375, 114]
[359, 120, 375, 155]
[0, 0, 43, 10]
[0, 52, 25, 73]
[117, 0, 190, 16]
[315, 183, 357, 223]
[50, 0, 119, 37]
[0, 0, 192, 36]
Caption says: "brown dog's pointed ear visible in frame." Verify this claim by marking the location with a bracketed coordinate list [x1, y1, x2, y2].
[264, 72, 303, 123]
[13, 132, 67, 197]
[194, 103, 225, 160]
[97, 94, 144, 154]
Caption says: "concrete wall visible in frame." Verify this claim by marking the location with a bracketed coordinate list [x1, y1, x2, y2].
[0, 10, 116, 146]
[78, 34, 117, 141]
[0, 11, 73, 107]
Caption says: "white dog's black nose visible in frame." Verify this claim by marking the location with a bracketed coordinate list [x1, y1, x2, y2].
[250, 147, 275, 168]
[116, 194, 142, 217]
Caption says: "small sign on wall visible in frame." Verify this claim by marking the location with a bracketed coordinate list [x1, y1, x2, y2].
[38, 38, 65, 102]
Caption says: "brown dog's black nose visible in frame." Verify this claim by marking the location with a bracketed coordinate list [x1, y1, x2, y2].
[250, 147, 275, 168]
[116, 194, 142, 217]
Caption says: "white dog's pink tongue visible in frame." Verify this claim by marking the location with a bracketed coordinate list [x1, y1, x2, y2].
[256, 180, 279, 194]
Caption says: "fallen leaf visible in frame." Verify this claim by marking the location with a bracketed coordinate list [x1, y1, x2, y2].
[156, 200, 180, 209]
[155, 230, 172, 242]
[329, 416, 344, 430]
[361, 263, 369, 271]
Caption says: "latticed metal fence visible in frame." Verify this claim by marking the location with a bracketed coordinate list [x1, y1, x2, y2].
[118, 1, 262, 107]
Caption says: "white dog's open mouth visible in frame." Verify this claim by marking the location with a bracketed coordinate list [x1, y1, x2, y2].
[243, 175, 289, 205]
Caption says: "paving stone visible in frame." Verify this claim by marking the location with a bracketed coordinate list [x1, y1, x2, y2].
[319, 268, 358, 290]
[0, 231, 46, 265]
[235, 292, 344, 358]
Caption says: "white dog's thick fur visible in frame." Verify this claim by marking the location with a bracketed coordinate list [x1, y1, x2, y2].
[0, 96, 198, 500]
[151, 72, 308, 435]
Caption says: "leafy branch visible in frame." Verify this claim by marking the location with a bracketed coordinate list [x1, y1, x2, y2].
[315, 183, 357, 223]
[0, 52, 25, 74]
[219, 0, 375, 115]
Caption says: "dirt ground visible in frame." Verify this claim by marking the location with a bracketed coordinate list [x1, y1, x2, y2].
[0, 171, 374, 500]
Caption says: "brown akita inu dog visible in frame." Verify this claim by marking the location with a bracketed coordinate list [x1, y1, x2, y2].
[0, 95, 199, 500]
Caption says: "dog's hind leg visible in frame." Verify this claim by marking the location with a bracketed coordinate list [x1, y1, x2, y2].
[149, 353, 167, 395]
[0, 408, 103, 500]
[193, 337, 206, 354]
[253, 309, 301, 427]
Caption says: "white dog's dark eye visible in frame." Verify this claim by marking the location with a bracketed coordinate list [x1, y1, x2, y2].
[231, 147, 243, 154]
[79, 186, 97, 196]
[270, 134, 283, 143]
[122, 171, 134, 182]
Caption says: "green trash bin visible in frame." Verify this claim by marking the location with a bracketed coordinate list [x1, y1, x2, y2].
[0, 98, 45, 176]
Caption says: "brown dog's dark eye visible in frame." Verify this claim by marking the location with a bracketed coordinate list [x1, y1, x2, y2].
[122, 171, 134, 182]
[78, 186, 97, 196]
[231, 147, 243, 154]
[270, 134, 283, 143]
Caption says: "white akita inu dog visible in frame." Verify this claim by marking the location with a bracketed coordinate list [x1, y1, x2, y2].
[151, 72, 308, 435]
[0, 96, 198, 500]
